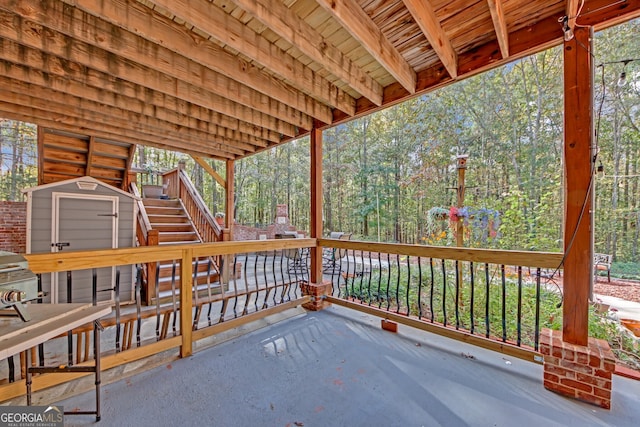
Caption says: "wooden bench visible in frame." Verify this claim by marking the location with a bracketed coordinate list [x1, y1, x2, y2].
[594, 253, 612, 282]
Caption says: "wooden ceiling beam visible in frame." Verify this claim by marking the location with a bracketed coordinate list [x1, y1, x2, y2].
[487, 0, 510, 59]
[191, 156, 227, 190]
[230, 0, 384, 106]
[0, 4, 301, 135]
[140, 0, 355, 117]
[0, 58, 272, 148]
[328, 0, 640, 129]
[401, 0, 457, 79]
[316, 0, 416, 93]
[0, 102, 236, 160]
[0, 86, 249, 157]
[60, 0, 333, 124]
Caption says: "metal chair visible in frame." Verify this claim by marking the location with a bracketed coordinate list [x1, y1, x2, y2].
[323, 232, 352, 273]
[275, 233, 308, 276]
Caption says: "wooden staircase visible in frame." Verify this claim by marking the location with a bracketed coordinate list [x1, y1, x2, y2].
[144, 198, 199, 245]
[141, 197, 222, 302]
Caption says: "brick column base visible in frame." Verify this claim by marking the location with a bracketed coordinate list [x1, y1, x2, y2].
[300, 281, 331, 311]
[540, 328, 615, 409]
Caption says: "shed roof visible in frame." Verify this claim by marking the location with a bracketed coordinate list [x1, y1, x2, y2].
[22, 176, 140, 200]
[1, 0, 639, 160]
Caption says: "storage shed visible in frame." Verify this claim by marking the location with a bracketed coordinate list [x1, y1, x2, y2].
[23, 177, 138, 304]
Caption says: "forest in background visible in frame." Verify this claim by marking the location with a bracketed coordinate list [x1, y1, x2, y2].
[1, 20, 638, 262]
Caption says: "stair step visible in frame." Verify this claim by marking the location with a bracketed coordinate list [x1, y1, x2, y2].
[145, 207, 186, 216]
[158, 233, 200, 243]
[147, 214, 190, 223]
[143, 198, 181, 207]
[151, 223, 195, 232]
[158, 240, 200, 245]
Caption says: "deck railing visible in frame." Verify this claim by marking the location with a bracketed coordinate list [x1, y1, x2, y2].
[318, 239, 564, 361]
[0, 239, 564, 401]
[0, 239, 313, 400]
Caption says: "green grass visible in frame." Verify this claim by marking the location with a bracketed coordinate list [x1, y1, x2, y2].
[610, 262, 640, 281]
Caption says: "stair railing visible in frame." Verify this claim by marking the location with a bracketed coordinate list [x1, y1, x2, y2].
[162, 168, 222, 243]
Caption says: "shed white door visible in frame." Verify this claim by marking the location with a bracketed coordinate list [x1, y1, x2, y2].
[51, 192, 119, 304]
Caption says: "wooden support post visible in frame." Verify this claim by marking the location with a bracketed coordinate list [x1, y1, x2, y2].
[310, 123, 323, 284]
[180, 248, 193, 357]
[455, 155, 468, 248]
[225, 159, 234, 233]
[220, 160, 235, 285]
[562, 26, 594, 346]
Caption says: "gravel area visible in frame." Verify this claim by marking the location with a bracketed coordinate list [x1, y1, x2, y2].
[594, 277, 640, 303]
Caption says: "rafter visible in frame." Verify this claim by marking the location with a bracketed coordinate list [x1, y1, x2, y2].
[0, 84, 250, 156]
[59, 0, 334, 123]
[1, 2, 310, 132]
[137, 0, 355, 116]
[0, 42, 279, 145]
[316, 0, 416, 93]
[401, 0, 458, 79]
[191, 156, 227, 189]
[229, 0, 384, 106]
[0, 102, 236, 160]
[0, 10, 298, 137]
[487, 0, 509, 59]
[0, 58, 272, 148]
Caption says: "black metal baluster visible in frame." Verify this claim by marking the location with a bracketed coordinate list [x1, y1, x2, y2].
[470, 262, 475, 334]
[231, 256, 239, 318]
[8, 357, 15, 382]
[192, 258, 200, 329]
[395, 254, 401, 313]
[114, 268, 121, 352]
[454, 260, 460, 330]
[517, 266, 523, 346]
[429, 258, 435, 322]
[376, 252, 383, 308]
[67, 270, 73, 366]
[155, 261, 161, 340]
[171, 260, 178, 335]
[441, 259, 447, 327]
[417, 257, 423, 319]
[534, 267, 542, 351]
[37, 274, 44, 366]
[386, 253, 391, 310]
[271, 249, 278, 306]
[366, 252, 373, 305]
[501, 264, 507, 343]
[135, 267, 142, 347]
[254, 252, 260, 311]
[92, 268, 97, 306]
[243, 254, 251, 314]
[206, 259, 213, 326]
[405, 256, 411, 316]
[485, 263, 490, 338]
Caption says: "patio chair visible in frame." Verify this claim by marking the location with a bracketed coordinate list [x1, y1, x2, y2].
[323, 233, 352, 273]
[275, 233, 308, 276]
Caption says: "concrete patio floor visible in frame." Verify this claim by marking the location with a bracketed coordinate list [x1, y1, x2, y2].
[57, 305, 640, 427]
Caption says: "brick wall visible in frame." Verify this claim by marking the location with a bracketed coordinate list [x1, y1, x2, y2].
[0, 201, 27, 253]
[540, 328, 615, 409]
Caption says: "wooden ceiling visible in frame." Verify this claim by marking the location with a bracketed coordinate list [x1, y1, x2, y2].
[0, 0, 639, 160]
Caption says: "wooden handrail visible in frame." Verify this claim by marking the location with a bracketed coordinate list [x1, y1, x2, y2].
[22, 239, 562, 274]
[174, 169, 222, 242]
[317, 239, 564, 269]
